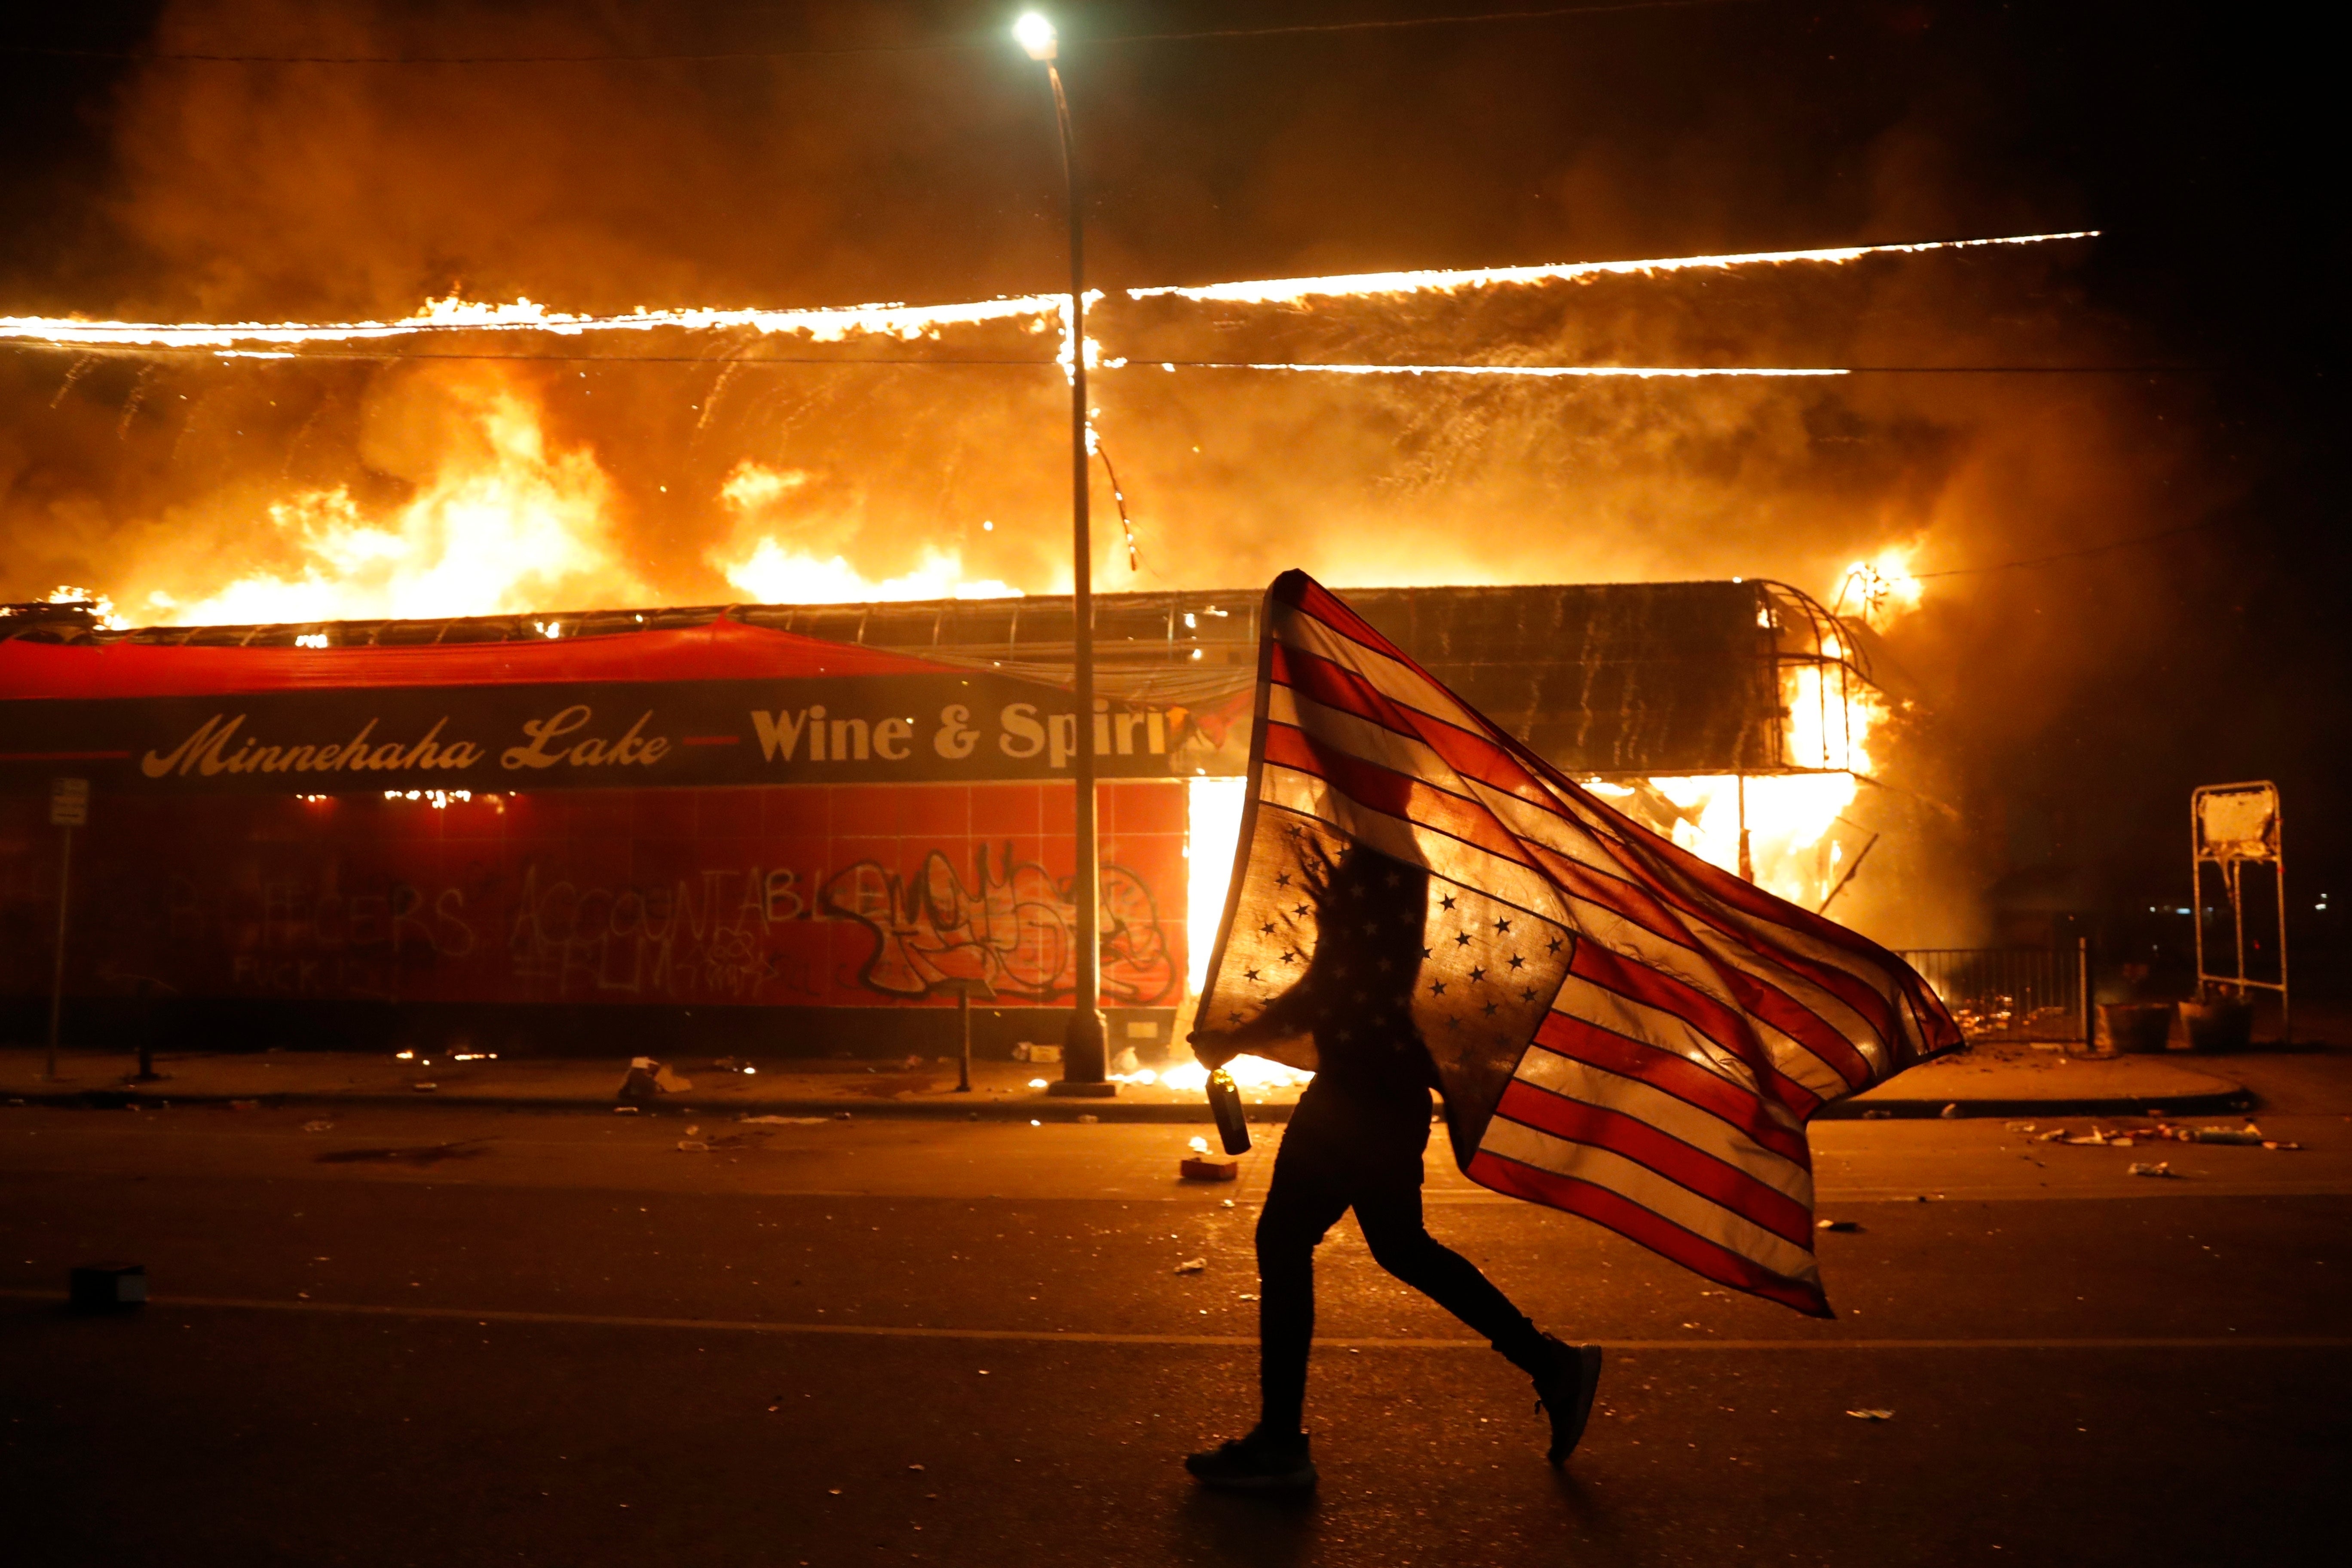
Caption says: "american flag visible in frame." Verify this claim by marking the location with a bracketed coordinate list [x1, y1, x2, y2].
[1194, 571, 1963, 1316]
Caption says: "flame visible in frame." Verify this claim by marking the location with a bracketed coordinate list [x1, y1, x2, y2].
[135, 380, 643, 625]
[1836, 548, 1924, 629]
[0, 231, 2095, 352]
[710, 459, 1020, 604]
[1188, 361, 1845, 380]
[44, 585, 130, 629]
[1127, 230, 2098, 306]
[0, 291, 1063, 350]
[1158, 1056, 1314, 1093]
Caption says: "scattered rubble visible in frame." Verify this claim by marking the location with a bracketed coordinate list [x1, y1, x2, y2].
[301, 1119, 334, 1133]
[1816, 1219, 1862, 1233]
[1173, 1257, 1207, 1274]
[2127, 1161, 2175, 1178]
[1846, 1409, 1894, 1421]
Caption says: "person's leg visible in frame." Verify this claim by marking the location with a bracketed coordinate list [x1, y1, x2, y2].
[1352, 1185, 1550, 1369]
[1354, 1185, 1605, 1461]
[1253, 1164, 1352, 1438]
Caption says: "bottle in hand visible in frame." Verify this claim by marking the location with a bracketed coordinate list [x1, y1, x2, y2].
[1207, 1067, 1251, 1155]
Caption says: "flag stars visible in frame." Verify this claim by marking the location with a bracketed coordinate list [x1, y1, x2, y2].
[1545, 936, 1563, 955]
[1454, 933, 1473, 947]
[1494, 917, 1512, 934]
[1519, 986, 1537, 1001]
[1259, 922, 1277, 936]
[1278, 950, 1298, 964]
[1274, 871, 1292, 888]
[1469, 965, 1487, 982]
[1293, 903, 1311, 918]
[1439, 894, 1456, 910]
[1428, 980, 1447, 996]
[1507, 955, 1525, 970]
[1243, 968, 1261, 983]
[1482, 1001, 1501, 1017]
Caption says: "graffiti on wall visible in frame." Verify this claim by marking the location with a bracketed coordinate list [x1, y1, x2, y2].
[823, 844, 1178, 1006]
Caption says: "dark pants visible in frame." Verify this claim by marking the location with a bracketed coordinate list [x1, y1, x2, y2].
[1255, 1082, 1546, 1435]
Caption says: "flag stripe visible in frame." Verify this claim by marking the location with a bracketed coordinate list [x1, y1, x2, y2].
[1476, 1115, 1820, 1280]
[1466, 1148, 1831, 1317]
[1492, 1079, 1816, 1245]
[1528, 1013, 1813, 1167]
[1567, 937, 1827, 1117]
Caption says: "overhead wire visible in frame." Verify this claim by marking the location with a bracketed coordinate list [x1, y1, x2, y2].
[1, 3, 1770, 65]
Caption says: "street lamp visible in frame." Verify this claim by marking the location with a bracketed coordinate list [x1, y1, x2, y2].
[1017, 12, 1112, 1095]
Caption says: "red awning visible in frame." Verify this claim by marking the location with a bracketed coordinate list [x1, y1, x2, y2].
[0, 617, 951, 700]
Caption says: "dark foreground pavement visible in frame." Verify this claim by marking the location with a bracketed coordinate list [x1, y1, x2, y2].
[3, 1103, 2347, 1568]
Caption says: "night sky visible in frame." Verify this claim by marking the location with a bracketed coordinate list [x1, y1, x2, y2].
[1, 2, 2340, 978]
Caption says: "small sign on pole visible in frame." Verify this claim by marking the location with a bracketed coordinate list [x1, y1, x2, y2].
[50, 776, 89, 827]
[46, 778, 86, 1082]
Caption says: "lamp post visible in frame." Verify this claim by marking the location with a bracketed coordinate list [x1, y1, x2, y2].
[1017, 12, 1112, 1094]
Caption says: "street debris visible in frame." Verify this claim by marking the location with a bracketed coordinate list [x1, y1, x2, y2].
[2185, 1126, 2264, 1145]
[2127, 1161, 2175, 1178]
[1173, 1257, 1208, 1274]
[227, 1099, 258, 1111]
[1181, 1155, 1239, 1182]
[1846, 1409, 1894, 1421]
[302, 1119, 334, 1133]
[907, 1463, 925, 1472]
[68, 1262, 147, 1313]
[411, 1081, 438, 1093]
[1816, 1219, 1862, 1232]
[1940, 1103, 1961, 1119]
[612, 1105, 640, 1115]
[741, 1115, 828, 1125]
[617, 1057, 692, 1106]
[2005, 1121, 2038, 1133]
[1861, 1110, 1893, 1120]
[2035, 1129, 2067, 1142]
[1077, 1113, 1100, 1124]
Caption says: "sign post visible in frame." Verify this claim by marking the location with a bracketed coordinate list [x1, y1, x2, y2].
[46, 778, 88, 1083]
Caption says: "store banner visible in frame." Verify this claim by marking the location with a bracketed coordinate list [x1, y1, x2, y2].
[0, 671, 1248, 793]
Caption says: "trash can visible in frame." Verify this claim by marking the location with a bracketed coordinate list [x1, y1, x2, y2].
[2180, 997, 2254, 1053]
[2096, 1003, 2176, 1055]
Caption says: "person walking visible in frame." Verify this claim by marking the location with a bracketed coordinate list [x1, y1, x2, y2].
[1184, 844, 1604, 1491]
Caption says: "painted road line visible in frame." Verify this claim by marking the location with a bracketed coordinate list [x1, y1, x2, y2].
[3, 1290, 2346, 1351]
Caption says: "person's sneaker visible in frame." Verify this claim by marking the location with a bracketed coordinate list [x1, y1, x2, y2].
[1185, 1428, 1317, 1491]
[1531, 1334, 1604, 1464]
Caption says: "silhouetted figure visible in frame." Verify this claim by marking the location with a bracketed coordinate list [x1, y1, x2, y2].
[1185, 843, 1602, 1491]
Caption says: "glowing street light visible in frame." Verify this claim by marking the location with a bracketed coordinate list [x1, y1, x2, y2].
[1013, 11, 1057, 61]
[1013, 11, 1111, 1095]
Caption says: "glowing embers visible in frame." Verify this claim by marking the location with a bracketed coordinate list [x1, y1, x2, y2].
[379, 790, 504, 812]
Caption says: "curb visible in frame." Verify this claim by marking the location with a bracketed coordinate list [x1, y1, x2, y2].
[7, 1084, 2258, 1122]
[1813, 1087, 2257, 1121]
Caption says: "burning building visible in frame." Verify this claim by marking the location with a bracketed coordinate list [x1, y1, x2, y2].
[0, 578, 1902, 1061]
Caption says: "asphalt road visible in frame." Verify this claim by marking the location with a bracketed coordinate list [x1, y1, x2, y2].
[3, 1102, 2346, 1568]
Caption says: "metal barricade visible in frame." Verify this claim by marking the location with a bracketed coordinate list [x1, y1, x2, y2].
[1896, 947, 2086, 1044]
